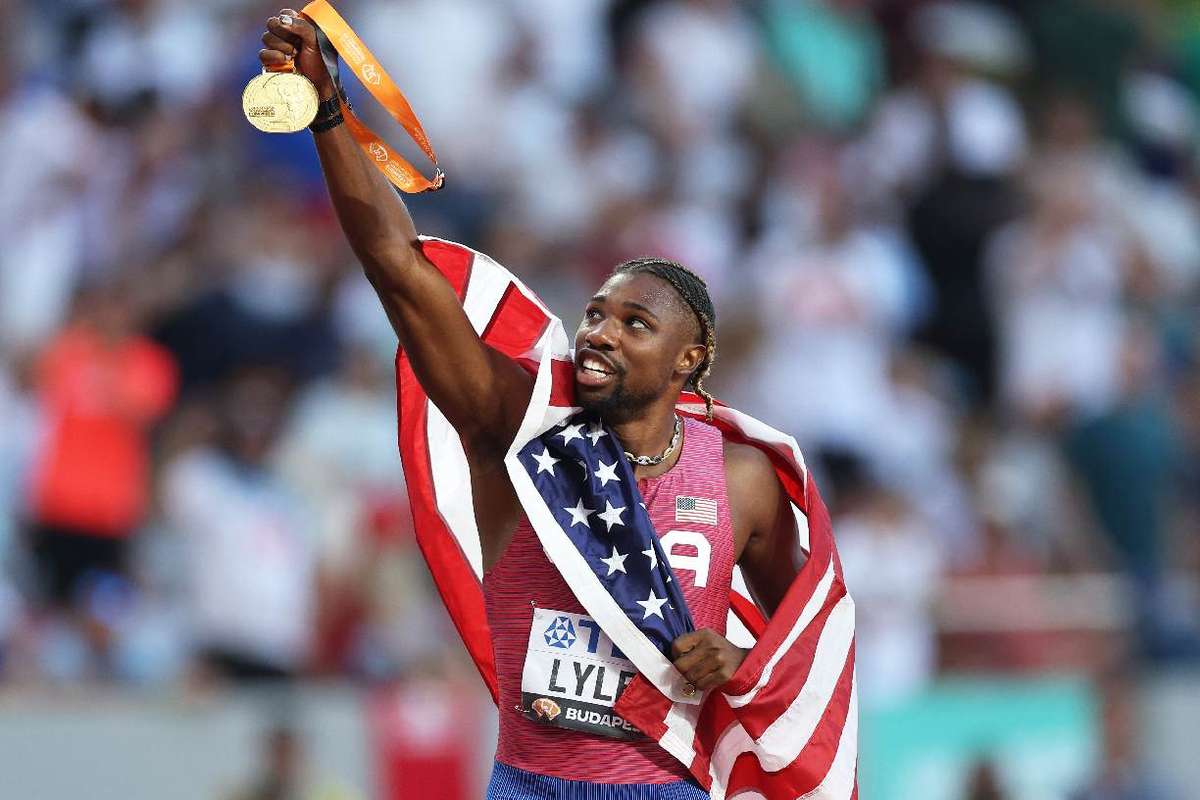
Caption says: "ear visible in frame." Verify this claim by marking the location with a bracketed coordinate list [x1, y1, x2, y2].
[675, 342, 707, 381]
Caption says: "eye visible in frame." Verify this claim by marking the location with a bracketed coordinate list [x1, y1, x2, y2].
[628, 317, 649, 330]
[585, 307, 602, 322]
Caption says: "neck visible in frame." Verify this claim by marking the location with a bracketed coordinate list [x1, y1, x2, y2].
[609, 402, 681, 479]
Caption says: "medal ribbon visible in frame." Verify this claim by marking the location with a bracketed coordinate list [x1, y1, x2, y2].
[300, 0, 444, 193]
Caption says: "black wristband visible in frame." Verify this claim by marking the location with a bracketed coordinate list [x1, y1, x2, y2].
[313, 95, 343, 121]
[310, 90, 350, 133]
[310, 112, 345, 133]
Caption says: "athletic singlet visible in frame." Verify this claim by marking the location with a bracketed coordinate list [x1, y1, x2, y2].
[484, 417, 737, 784]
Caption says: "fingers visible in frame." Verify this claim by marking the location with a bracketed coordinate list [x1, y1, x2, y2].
[670, 631, 702, 660]
[689, 663, 727, 691]
[671, 641, 709, 676]
[261, 31, 296, 57]
[670, 628, 745, 690]
[266, 16, 300, 46]
[268, 10, 317, 50]
[261, 9, 334, 94]
[673, 641, 720, 682]
[259, 48, 289, 68]
[674, 647, 725, 684]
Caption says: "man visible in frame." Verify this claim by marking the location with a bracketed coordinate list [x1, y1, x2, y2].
[163, 367, 315, 683]
[28, 282, 177, 668]
[260, 11, 811, 798]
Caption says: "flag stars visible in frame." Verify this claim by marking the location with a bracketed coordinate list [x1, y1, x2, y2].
[563, 498, 595, 528]
[557, 423, 586, 445]
[594, 459, 620, 487]
[643, 546, 658, 570]
[530, 447, 559, 475]
[599, 546, 628, 576]
[637, 590, 669, 620]
[598, 500, 626, 532]
[586, 423, 608, 445]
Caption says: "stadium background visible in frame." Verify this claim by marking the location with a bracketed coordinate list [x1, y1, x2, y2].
[1, 0, 1199, 797]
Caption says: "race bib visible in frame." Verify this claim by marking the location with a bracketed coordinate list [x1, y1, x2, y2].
[520, 607, 643, 740]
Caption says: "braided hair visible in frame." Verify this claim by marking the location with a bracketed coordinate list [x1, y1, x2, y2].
[612, 257, 717, 421]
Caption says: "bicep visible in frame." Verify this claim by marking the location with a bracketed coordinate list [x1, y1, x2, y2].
[366, 243, 532, 450]
[736, 470, 804, 618]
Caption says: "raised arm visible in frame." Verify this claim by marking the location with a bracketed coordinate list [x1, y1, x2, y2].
[259, 10, 531, 454]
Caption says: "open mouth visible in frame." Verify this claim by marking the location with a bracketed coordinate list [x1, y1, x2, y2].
[575, 351, 617, 388]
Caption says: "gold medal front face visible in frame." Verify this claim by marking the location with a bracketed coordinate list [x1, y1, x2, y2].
[242, 71, 319, 133]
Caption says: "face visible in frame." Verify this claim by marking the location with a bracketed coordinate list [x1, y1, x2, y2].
[573, 272, 703, 424]
[221, 369, 289, 465]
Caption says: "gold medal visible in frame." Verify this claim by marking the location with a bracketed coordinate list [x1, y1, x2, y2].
[244, 1, 443, 191]
[242, 68, 320, 133]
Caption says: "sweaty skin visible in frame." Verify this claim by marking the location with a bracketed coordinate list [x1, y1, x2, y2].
[260, 9, 803, 691]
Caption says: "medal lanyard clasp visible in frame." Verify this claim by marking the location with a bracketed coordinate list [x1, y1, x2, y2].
[263, 58, 296, 75]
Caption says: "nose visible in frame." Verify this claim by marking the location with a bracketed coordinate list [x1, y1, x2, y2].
[583, 316, 619, 351]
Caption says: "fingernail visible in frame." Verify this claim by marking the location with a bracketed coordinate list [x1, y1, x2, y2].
[280, 14, 292, 24]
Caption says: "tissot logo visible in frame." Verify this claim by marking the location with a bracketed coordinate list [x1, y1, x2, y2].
[368, 143, 388, 162]
[543, 615, 576, 649]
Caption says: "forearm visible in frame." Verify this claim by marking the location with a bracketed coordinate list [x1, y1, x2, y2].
[260, 12, 419, 283]
[308, 98, 531, 446]
[309, 99, 419, 270]
[257, 10, 530, 444]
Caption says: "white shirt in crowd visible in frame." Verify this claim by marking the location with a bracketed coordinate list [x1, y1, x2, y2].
[0, 85, 97, 353]
[276, 373, 405, 575]
[862, 76, 1028, 198]
[986, 219, 1127, 420]
[633, 0, 759, 138]
[163, 448, 316, 671]
[837, 502, 943, 709]
[747, 225, 914, 455]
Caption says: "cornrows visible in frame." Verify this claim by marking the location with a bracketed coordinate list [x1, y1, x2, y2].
[613, 257, 717, 421]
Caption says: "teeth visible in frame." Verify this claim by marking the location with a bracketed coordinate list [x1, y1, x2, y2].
[582, 358, 610, 374]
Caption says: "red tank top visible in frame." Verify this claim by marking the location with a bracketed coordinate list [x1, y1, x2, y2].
[484, 417, 736, 783]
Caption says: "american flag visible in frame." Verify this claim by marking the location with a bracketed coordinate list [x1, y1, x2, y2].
[518, 416, 695, 655]
[396, 238, 858, 800]
[676, 495, 719, 526]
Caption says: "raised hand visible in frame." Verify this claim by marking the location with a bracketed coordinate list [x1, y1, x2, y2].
[259, 8, 335, 99]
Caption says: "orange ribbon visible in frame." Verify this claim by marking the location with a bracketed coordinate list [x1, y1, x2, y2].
[302, 0, 444, 193]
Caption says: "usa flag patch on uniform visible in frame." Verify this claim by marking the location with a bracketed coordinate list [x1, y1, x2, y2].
[675, 495, 718, 525]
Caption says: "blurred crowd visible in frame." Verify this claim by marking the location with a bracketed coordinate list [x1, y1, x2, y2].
[1, 0, 1198, 785]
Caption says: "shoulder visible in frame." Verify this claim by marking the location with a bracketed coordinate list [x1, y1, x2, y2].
[724, 438, 776, 478]
[721, 436, 793, 558]
[723, 438, 784, 509]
